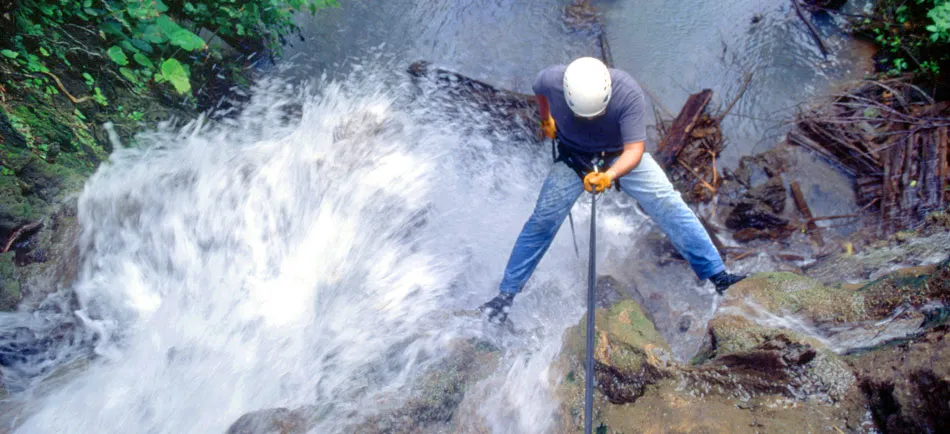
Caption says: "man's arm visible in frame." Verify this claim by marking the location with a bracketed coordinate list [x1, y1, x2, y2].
[536, 95, 552, 119]
[605, 141, 644, 181]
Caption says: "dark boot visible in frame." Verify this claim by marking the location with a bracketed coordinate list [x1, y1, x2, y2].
[709, 271, 746, 295]
[479, 292, 515, 324]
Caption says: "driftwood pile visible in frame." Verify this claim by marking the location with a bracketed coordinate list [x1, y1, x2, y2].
[788, 78, 950, 231]
[655, 90, 729, 204]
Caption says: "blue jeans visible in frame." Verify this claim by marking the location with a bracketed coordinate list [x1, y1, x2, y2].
[499, 153, 724, 294]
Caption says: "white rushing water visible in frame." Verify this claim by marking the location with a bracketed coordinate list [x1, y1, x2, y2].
[7, 65, 637, 433]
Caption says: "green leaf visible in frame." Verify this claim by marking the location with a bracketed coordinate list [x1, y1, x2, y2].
[99, 21, 124, 37]
[156, 15, 205, 51]
[133, 53, 154, 69]
[39, 46, 50, 56]
[156, 15, 184, 36]
[131, 38, 154, 53]
[107, 46, 129, 66]
[1, 49, 18, 59]
[82, 72, 95, 85]
[120, 67, 138, 83]
[120, 40, 141, 54]
[169, 29, 205, 51]
[160, 58, 191, 95]
[127, 0, 168, 20]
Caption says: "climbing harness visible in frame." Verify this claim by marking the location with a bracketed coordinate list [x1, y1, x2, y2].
[552, 138, 618, 257]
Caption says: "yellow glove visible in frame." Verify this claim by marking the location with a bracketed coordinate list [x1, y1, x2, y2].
[583, 171, 614, 193]
[540, 116, 556, 140]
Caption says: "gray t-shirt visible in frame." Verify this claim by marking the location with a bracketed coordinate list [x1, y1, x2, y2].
[533, 64, 646, 154]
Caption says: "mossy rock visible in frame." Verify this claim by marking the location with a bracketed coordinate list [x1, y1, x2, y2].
[0, 251, 21, 310]
[724, 272, 870, 324]
[341, 338, 499, 434]
[596, 379, 862, 434]
[0, 148, 84, 237]
[0, 109, 28, 149]
[847, 325, 950, 434]
[556, 300, 673, 430]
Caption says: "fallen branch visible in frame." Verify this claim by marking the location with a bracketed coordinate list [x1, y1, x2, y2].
[716, 71, 754, 122]
[790, 181, 825, 246]
[658, 89, 713, 166]
[2, 219, 43, 253]
[678, 160, 717, 194]
[792, 0, 829, 58]
[37, 71, 92, 105]
[640, 82, 674, 119]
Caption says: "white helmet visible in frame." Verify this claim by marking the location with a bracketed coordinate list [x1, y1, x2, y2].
[563, 57, 612, 118]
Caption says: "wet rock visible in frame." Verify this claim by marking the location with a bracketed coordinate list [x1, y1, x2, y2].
[226, 407, 312, 434]
[554, 297, 866, 433]
[8, 202, 82, 312]
[690, 315, 857, 402]
[0, 252, 21, 310]
[720, 149, 793, 236]
[0, 110, 28, 149]
[805, 230, 950, 284]
[595, 379, 864, 434]
[725, 199, 790, 231]
[227, 339, 499, 434]
[746, 176, 787, 214]
[594, 275, 625, 309]
[718, 266, 950, 328]
[563, 0, 603, 34]
[350, 339, 500, 433]
[677, 315, 692, 333]
[555, 300, 673, 429]
[803, 0, 847, 11]
[733, 227, 775, 243]
[847, 325, 950, 434]
[407, 61, 537, 138]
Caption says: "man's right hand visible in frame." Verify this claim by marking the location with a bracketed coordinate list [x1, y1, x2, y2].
[540, 116, 556, 140]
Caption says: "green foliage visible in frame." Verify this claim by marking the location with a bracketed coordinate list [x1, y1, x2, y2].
[857, 0, 950, 84]
[160, 58, 190, 95]
[928, 1, 950, 42]
[1, 0, 337, 102]
[107, 46, 129, 66]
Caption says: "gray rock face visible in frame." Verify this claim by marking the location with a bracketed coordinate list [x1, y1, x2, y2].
[226, 407, 310, 434]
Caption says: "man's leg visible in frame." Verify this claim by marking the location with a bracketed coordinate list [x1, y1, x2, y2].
[615, 153, 725, 280]
[499, 161, 585, 294]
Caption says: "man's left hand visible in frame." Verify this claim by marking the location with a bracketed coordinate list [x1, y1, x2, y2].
[583, 171, 612, 193]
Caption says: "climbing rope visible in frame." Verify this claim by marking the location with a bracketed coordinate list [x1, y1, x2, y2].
[584, 188, 598, 434]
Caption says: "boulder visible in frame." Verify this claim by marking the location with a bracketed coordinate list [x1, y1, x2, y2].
[355, 339, 500, 433]
[555, 300, 674, 429]
[227, 339, 500, 434]
[847, 325, 950, 434]
[554, 295, 868, 433]
[226, 407, 312, 434]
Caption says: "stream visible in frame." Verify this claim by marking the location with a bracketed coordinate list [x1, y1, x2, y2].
[1, 1, 885, 432]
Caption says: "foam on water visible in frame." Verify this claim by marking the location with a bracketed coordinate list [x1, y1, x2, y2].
[3, 64, 614, 433]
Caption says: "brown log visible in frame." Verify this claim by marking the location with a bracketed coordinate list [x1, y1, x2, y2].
[938, 127, 948, 208]
[2, 219, 43, 253]
[790, 181, 825, 246]
[921, 129, 941, 211]
[792, 0, 829, 58]
[657, 89, 713, 167]
[901, 134, 918, 220]
[886, 137, 907, 226]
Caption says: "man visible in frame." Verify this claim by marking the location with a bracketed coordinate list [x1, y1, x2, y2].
[481, 57, 745, 323]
